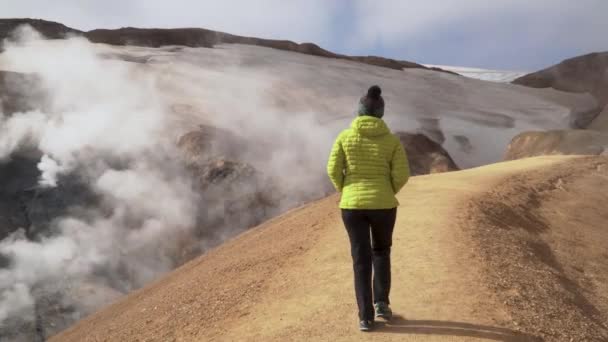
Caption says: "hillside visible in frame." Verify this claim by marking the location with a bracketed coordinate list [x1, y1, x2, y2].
[504, 130, 608, 160]
[513, 52, 608, 128]
[51, 156, 608, 342]
[589, 106, 608, 132]
[0, 23, 605, 341]
[0, 25, 597, 170]
[0, 18, 440, 73]
[0, 18, 81, 44]
[513, 52, 608, 105]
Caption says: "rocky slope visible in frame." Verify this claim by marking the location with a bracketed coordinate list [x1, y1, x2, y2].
[513, 52, 608, 105]
[0, 20, 598, 168]
[513, 52, 608, 128]
[504, 130, 608, 160]
[504, 52, 608, 159]
[589, 105, 608, 132]
[0, 18, 443, 73]
[51, 156, 608, 342]
[88, 27, 443, 72]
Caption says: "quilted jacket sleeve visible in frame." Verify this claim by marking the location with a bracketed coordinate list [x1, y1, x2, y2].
[327, 133, 346, 192]
[391, 139, 410, 193]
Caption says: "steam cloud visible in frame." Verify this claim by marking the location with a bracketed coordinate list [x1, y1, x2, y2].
[0, 26, 337, 340]
[0, 27, 203, 337]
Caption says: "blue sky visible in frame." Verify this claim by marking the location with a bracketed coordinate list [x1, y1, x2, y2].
[2, 0, 607, 70]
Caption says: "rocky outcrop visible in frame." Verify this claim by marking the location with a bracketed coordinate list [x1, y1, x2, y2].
[177, 124, 245, 162]
[513, 52, 608, 106]
[177, 126, 284, 246]
[504, 130, 608, 160]
[395, 132, 459, 175]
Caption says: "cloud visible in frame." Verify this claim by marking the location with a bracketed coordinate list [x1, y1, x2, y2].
[2, 0, 607, 69]
[0, 0, 341, 47]
[347, 0, 608, 68]
[349, 0, 606, 43]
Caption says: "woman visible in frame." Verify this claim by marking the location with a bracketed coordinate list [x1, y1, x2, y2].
[327, 85, 410, 332]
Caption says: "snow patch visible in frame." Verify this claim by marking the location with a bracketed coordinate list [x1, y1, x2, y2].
[426, 64, 527, 83]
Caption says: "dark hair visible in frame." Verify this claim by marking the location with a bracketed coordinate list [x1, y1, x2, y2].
[367, 85, 382, 100]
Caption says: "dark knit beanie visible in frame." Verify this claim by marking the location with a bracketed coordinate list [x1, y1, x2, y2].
[358, 85, 385, 118]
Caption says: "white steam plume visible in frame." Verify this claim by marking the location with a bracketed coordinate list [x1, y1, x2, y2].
[0, 25, 338, 339]
[0, 26, 201, 335]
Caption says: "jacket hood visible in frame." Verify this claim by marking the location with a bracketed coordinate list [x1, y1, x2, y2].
[351, 116, 390, 137]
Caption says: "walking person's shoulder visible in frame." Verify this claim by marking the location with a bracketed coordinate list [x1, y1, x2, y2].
[337, 128, 353, 141]
[387, 131, 403, 147]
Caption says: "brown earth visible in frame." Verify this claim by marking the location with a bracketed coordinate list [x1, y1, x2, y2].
[51, 155, 608, 342]
[466, 157, 608, 341]
[504, 130, 608, 160]
[513, 52, 608, 127]
[589, 105, 608, 132]
[0, 18, 453, 74]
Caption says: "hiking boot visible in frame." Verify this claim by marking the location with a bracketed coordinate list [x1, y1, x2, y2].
[374, 301, 392, 320]
[359, 320, 374, 331]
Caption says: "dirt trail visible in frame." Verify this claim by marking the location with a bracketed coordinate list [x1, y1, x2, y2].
[51, 156, 608, 342]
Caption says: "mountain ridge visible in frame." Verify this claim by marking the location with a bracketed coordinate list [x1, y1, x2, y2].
[0, 18, 452, 74]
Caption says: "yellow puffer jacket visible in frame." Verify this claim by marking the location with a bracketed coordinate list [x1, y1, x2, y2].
[327, 116, 410, 209]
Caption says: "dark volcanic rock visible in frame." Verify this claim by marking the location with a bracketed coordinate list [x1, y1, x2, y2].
[0, 70, 46, 115]
[395, 132, 459, 175]
[513, 52, 608, 106]
[0, 152, 99, 241]
[0, 152, 100, 342]
[0, 154, 39, 240]
[86, 27, 217, 48]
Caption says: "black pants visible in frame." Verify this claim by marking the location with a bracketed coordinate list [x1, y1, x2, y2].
[341, 208, 397, 321]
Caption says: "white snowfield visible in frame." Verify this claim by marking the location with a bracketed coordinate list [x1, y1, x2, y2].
[1, 41, 597, 169]
[425, 64, 528, 83]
